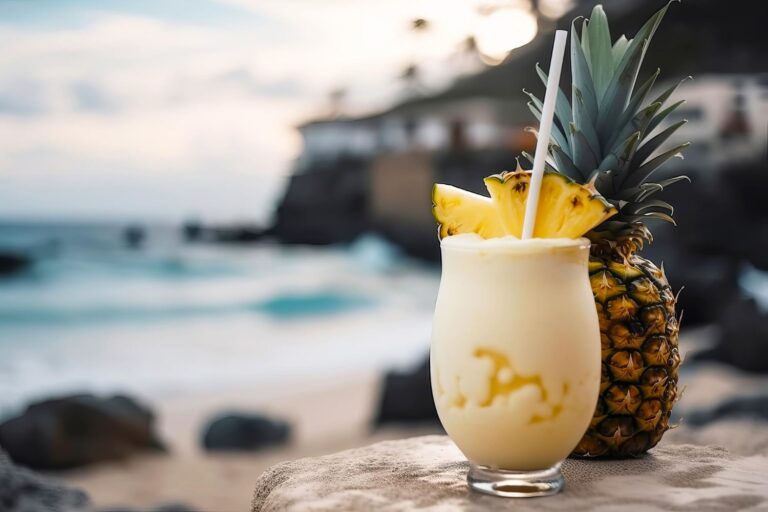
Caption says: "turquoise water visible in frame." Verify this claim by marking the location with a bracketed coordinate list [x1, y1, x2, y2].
[0, 222, 376, 327]
[254, 292, 374, 318]
[0, 222, 437, 411]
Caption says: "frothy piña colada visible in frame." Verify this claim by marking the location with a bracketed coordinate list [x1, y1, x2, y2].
[431, 235, 600, 471]
[431, 165, 617, 496]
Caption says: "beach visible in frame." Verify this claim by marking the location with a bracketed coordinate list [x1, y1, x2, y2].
[55, 374, 440, 511]
[52, 343, 768, 511]
[49, 326, 768, 511]
[0, 224, 441, 510]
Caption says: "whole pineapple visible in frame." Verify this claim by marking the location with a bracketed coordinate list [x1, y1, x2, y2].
[525, 2, 689, 457]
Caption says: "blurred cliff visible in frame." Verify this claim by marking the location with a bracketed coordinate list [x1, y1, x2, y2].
[271, 0, 765, 249]
[268, 0, 768, 331]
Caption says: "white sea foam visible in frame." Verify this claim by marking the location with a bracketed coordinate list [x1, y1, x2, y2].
[0, 234, 438, 413]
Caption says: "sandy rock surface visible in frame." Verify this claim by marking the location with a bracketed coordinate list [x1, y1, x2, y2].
[252, 435, 768, 512]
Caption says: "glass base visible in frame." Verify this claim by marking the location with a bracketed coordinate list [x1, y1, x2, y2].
[467, 463, 564, 498]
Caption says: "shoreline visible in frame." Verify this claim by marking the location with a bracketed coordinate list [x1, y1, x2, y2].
[43, 326, 768, 510]
[52, 372, 441, 511]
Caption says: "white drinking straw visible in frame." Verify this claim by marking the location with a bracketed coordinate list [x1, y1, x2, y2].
[521, 30, 568, 240]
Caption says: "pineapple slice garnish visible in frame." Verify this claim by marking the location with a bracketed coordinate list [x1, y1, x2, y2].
[433, 171, 617, 240]
[432, 184, 506, 239]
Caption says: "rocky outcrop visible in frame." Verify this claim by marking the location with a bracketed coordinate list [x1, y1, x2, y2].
[0, 394, 165, 470]
[694, 297, 768, 373]
[201, 413, 290, 451]
[0, 448, 91, 512]
[271, 160, 370, 246]
[0, 251, 31, 277]
[688, 395, 768, 426]
[252, 435, 768, 511]
[374, 356, 439, 426]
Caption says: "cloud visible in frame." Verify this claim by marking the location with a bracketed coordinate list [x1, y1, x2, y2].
[0, 147, 286, 224]
[0, 79, 49, 117]
[209, 68, 306, 97]
[0, 1, 480, 220]
[70, 81, 119, 113]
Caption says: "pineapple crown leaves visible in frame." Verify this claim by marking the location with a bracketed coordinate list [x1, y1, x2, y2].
[525, 1, 690, 233]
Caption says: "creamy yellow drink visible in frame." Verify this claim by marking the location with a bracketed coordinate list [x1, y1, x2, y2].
[431, 235, 600, 475]
[431, 150, 615, 497]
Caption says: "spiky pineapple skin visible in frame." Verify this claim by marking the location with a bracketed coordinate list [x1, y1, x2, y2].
[573, 250, 680, 458]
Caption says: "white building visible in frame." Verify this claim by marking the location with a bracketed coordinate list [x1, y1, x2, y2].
[661, 73, 768, 172]
[296, 73, 768, 176]
[295, 96, 533, 172]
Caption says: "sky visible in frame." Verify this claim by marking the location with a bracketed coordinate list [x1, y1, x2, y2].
[0, 0, 569, 224]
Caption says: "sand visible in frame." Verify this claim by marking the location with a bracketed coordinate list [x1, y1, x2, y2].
[49, 327, 768, 511]
[52, 372, 439, 511]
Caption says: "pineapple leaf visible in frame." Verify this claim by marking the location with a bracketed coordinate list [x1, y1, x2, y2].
[572, 86, 600, 154]
[617, 182, 663, 201]
[590, 169, 614, 194]
[611, 35, 630, 70]
[535, 63, 572, 140]
[522, 151, 558, 173]
[643, 211, 677, 225]
[615, 132, 642, 175]
[524, 89, 543, 110]
[650, 76, 692, 110]
[581, 19, 591, 71]
[607, 101, 662, 159]
[634, 176, 691, 200]
[631, 119, 688, 167]
[618, 211, 674, 225]
[658, 175, 691, 188]
[611, 69, 660, 140]
[570, 124, 599, 173]
[624, 142, 691, 188]
[656, 175, 691, 189]
[551, 143, 581, 180]
[647, 99, 686, 135]
[570, 18, 599, 126]
[596, 2, 671, 144]
[637, 186, 664, 201]
[527, 101, 570, 154]
[619, 214, 651, 223]
[624, 199, 674, 215]
[586, 5, 614, 100]
[598, 153, 619, 173]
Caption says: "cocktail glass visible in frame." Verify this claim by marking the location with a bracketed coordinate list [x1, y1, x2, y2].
[431, 236, 601, 497]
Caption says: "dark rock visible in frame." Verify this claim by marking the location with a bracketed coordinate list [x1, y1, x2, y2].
[209, 226, 267, 243]
[181, 222, 268, 244]
[694, 297, 768, 373]
[0, 251, 31, 277]
[123, 225, 145, 250]
[201, 413, 290, 451]
[182, 220, 203, 242]
[0, 448, 91, 512]
[374, 356, 440, 426]
[271, 159, 370, 246]
[0, 394, 166, 470]
[100, 502, 198, 512]
[687, 395, 768, 426]
[720, 161, 768, 272]
[150, 504, 198, 512]
[642, 236, 740, 327]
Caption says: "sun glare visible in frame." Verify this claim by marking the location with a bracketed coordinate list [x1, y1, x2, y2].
[474, 7, 538, 64]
